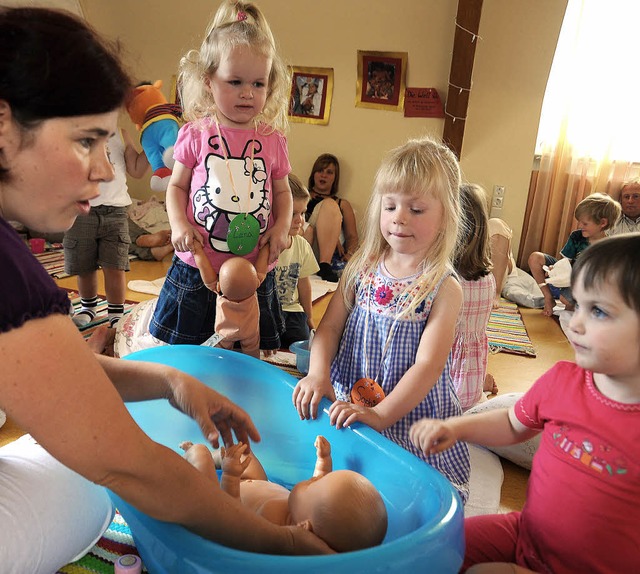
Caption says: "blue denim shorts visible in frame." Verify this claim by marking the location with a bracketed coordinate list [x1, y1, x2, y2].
[150, 257, 284, 348]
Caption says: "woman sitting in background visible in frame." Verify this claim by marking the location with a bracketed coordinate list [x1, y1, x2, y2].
[303, 153, 359, 282]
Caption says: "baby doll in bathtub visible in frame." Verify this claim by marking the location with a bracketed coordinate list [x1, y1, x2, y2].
[191, 241, 269, 359]
[180, 435, 388, 553]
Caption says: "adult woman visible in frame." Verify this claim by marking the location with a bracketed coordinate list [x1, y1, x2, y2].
[303, 154, 359, 282]
[0, 8, 330, 572]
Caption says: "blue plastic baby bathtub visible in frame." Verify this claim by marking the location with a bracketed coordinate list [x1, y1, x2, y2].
[113, 346, 463, 573]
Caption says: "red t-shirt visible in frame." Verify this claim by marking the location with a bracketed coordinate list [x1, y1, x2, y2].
[513, 361, 640, 573]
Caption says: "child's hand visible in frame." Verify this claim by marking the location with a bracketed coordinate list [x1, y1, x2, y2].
[221, 442, 251, 478]
[259, 223, 289, 264]
[328, 400, 384, 431]
[172, 222, 200, 253]
[292, 373, 336, 420]
[409, 419, 458, 455]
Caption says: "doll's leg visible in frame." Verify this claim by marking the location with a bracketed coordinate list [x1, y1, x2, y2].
[313, 435, 332, 477]
[179, 442, 220, 485]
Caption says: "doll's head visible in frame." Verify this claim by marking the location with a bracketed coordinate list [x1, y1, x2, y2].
[126, 80, 168, 128]
[218, 257, 259, 301]
[288, 469, 387, 552]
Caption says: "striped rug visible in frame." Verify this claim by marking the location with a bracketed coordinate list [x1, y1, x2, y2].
[57, 511, 144, 574]
[487, 299, 536, 357]
[34, 248, 69, 278]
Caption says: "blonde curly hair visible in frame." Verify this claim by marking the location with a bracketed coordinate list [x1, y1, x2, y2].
[178, 0, 290, 133]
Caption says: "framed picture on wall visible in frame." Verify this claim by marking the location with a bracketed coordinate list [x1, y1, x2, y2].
[288, 66, 334, 125]
[356, 50, 408, 111]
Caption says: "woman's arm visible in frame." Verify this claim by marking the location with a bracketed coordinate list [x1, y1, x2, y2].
[297, 276, 315, 330]
[329, 276, 462, 431]
[340, 199, 359, 259]
[1, 315, 331, 555]
[260, 176, 293, 264]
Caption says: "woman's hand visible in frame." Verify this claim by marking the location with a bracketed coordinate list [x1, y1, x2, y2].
[409, 418, 458, 456]
[284, 523, 336, 555]
[328, 400, 384, 431]
[166, 370, 261, 449]
[292, 373, 335, 420]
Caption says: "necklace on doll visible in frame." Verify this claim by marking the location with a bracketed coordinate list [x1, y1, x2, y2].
[351, 259, 423, 407]
[214, 115, 260, 256]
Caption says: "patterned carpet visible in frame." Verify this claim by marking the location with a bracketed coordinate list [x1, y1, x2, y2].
[487, 299, 536, 357]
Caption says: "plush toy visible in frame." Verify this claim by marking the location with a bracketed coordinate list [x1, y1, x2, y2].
[191, 242, 269, 359]
[126, 80, 181, 192]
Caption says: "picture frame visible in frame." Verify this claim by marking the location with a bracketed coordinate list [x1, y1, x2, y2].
[356, 50, 408, 111]
[288, 66, 334, 125]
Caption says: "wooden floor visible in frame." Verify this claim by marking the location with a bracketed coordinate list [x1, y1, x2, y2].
[2, 257, 574, 511]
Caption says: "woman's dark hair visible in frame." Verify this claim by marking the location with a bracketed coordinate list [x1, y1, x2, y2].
[308, 153, 340, 196]
[571, 233, 640, 313]
[0, 7, 131, 126]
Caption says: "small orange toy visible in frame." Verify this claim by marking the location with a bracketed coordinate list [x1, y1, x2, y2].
[351, 378, 386, 407]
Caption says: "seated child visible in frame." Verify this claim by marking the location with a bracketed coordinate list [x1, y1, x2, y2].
[127, 220, 174, 261]
[275, 174, 320, 347]
[181, 435, 387, 553]
[528, 192, 620, 316]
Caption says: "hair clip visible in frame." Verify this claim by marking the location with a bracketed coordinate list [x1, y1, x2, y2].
[237, 11, 247, 21]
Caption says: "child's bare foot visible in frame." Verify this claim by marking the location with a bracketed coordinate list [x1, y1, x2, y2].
[136, 229, 171, 248]
[86, 325, 116, 356]
[483, 373, 499, 395]
[542, 295, 555, 317]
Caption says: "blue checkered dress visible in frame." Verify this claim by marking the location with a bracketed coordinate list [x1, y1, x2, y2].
[332, 264, 470, 503]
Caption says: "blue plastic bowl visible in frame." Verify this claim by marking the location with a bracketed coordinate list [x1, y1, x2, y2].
[289, 339, 310, 374]
[115, 346, 463, 573]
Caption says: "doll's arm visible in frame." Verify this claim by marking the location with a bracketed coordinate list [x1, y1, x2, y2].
[254, 244, 270, 284]
[312, 435, 332, 478]
[191, 241, 218, 292]
[220, 443, 252, 498]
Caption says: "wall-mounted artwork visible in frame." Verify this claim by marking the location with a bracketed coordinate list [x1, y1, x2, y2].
[289, 66, 334, 125]
[356, 50, 407, 111]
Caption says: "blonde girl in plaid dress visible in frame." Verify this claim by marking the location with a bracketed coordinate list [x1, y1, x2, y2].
[451, 184, 496, 411]
[293, 136, 470, 503]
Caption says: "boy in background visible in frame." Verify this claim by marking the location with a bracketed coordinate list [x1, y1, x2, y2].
[275, 174, 319, 347]
[528, 192, 620, 316]
[64, 127, 148, 327]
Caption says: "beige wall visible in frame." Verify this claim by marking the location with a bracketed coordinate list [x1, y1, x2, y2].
[80, 0, 565, 255]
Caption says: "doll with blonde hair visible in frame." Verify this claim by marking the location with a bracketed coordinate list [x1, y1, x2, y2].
[293, 136, 470, 503]
[151, 0, 293, 354]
